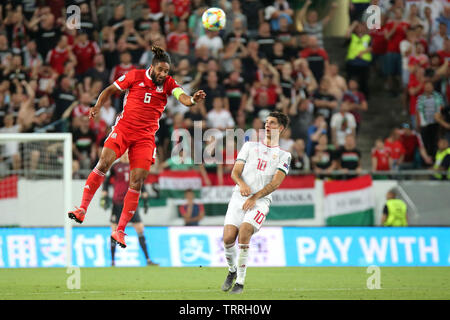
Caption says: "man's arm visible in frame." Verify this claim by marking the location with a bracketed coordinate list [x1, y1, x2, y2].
[242, 170, 286, 211]
[175, 88, 206, 107]
[90, 84, 121, 118]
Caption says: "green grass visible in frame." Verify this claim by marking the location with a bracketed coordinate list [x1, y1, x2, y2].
[0, 267, 449, 300]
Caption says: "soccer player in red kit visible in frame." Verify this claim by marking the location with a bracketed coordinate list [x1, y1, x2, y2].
[68, 46, 206, 248]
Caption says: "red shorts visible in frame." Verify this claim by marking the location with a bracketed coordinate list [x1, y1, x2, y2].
[104, 126, 156, 171]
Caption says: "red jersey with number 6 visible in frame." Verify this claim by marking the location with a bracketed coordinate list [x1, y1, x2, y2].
[112, 68, 180, 137]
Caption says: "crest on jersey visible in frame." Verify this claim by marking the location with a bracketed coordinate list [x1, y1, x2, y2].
[273, 154, 278, 159]
[118, 75, 125, 82]
[139, 82, 145, 87]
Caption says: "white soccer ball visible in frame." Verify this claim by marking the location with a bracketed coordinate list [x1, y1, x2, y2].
[202, 7, 226, 31]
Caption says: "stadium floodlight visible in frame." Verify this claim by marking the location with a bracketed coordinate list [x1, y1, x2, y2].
[0, 133, 73, 266]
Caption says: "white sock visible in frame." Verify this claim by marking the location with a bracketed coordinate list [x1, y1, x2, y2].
[224, 242, 237, 273]
[236, 243, 250, 285]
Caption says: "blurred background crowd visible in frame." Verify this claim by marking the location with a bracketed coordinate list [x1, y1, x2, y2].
[0, 0, 449, 181]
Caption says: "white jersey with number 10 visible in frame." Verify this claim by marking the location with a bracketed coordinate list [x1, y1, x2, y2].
[234, 141, 291, 202]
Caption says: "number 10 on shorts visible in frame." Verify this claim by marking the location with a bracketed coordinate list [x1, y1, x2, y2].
[254, 210, 265, 225]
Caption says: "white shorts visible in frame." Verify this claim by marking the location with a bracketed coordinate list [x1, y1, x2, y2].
[224, 192, 270, 233]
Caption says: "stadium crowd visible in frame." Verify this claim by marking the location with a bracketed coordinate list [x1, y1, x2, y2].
[0, 0, 449, 181]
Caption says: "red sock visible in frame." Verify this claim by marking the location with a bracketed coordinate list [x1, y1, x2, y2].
[117, 188, 140, 232]
[80, 167, 105, 212]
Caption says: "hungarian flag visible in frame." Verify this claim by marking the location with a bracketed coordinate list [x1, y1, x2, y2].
[158, 170, 203, 198]
[200, 174, 316, 220]
[324, 175, 375, 226]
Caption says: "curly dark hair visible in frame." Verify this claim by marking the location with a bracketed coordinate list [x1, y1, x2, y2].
[151, 45, 171, 66]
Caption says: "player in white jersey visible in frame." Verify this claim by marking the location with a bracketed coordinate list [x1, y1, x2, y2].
[221, 112, 291, 294]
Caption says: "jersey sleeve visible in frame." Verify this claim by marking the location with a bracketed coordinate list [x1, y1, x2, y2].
[113, 69, 136, 91]
[166, 76, 181, 96]
[277, 152, 291, 175]
[236, 142, 250, 163]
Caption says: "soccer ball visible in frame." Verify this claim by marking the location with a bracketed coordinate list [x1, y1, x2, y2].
[202, 7, 226, 31]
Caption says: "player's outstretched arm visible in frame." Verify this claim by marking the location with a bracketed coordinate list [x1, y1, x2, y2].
[176, 89, 206, 107]
[242, 170, 286, 211]
[89, 84, 121, 119]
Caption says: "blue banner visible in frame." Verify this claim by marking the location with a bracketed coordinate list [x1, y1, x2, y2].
[0, 227, 170, 268]
[283, 227, 450, 266]
[0, 227, 449, 267]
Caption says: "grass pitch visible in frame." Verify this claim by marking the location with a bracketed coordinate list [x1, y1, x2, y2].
[0, 267, 449, 300]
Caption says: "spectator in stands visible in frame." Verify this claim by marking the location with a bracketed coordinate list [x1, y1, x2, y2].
[299, 35, 329, 83]
[290, 138, 310, 173]
[200, 71, 228, 113]
[332, 134, 362, 179]
[324, 63, 348, 101]
[222, 18, 249, 74]
[249, 59, 281, 117]
[430, 22, 447, 54]
[299, 0, 338, 48]
[404, 4, 424, 30]
[265, 0, 294, 32]
[384, 128, 406, 170]
[349, 0, 371, 23]
[99, 97, 116, 129]
[256, 22, 275, 59]
[72, 115, 97, 178]
[166, 19, 190, 55]
[307, 114, 328, 157]
[269, 41, 289, 72]
[330, 102, 357, 149]
[225, 0, 248, 36]
[372, 137, 392, 174]
[433, 136, 450, 180]
[195, 30, 224, 59]
[416, 81, 445, 157]
[400, 27, 417, 92]
[28, 9, 61, 60]
[72, 31, 101, 78]
[46, 35, 75, 75]
[289, 97, 314, 142]
[85, 54, 110, 90]
[369, 13, 388, 77]
[280, 127, 294, 152]
[311, 133, 334, 177]
[0, 113, 23, 171]
[408, 66, 426, 129]
[435, 102, 450, 143]
[436, 5, 450, 35]
[346, 21, 372, 99]
[437, 38, 450, 65]
[206, 96, 235, 134]
[384, 7, 409, 95]
[419, 0, 443, 23]
[341, 79, 368, 133]
[179, 189, 205, 226]
[224, 70, 247, 121]
[292, 57, 318, 98]
[399, 122, 433, 169]
[71, 92, 92, 129]
[312, 77, 338, 130]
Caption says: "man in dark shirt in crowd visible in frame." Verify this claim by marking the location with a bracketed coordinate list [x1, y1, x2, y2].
[178, 189, 205, 226]
[333, 134, 362, 179]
